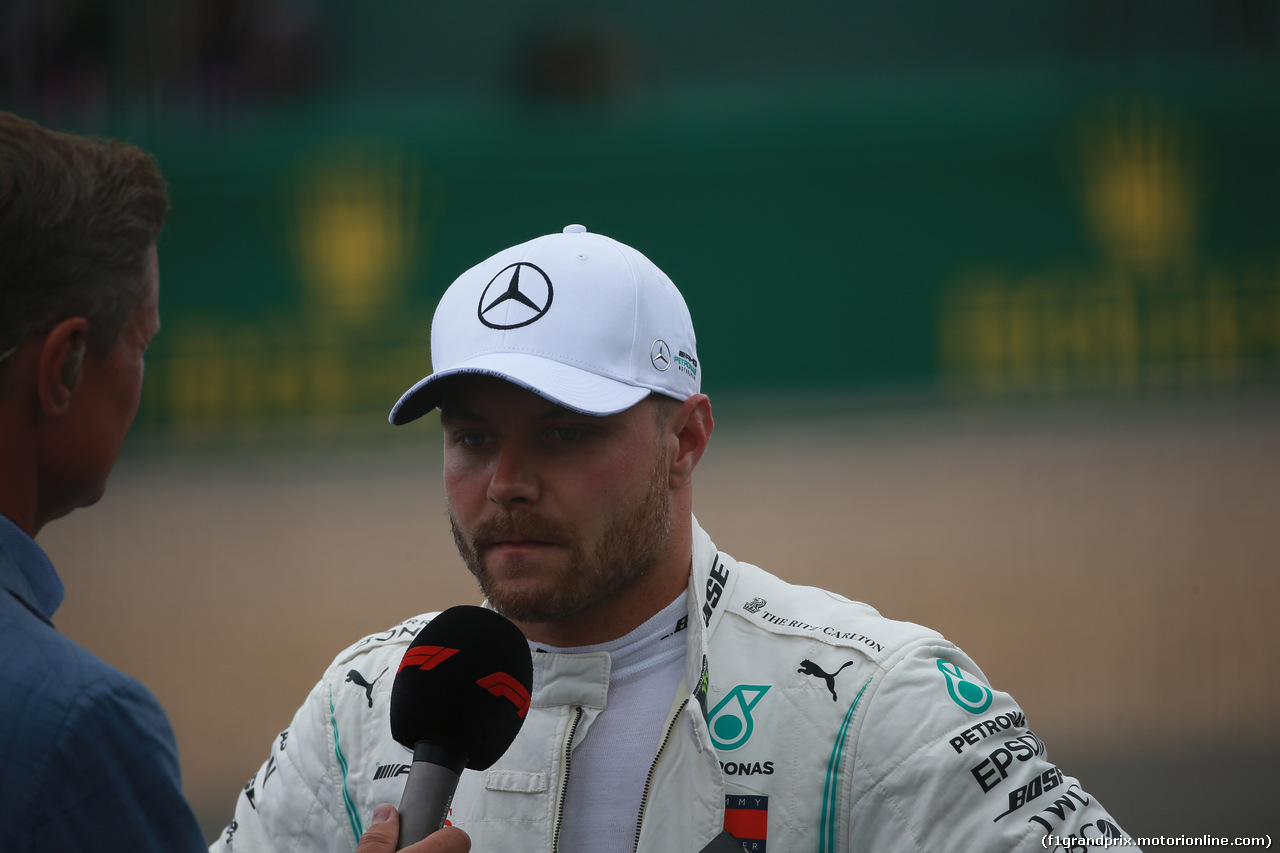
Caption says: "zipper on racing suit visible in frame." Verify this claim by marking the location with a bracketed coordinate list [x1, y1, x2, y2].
[550, 697, 690, 853]
[632, 697, 689, 853]
[551, 706, 586, 853]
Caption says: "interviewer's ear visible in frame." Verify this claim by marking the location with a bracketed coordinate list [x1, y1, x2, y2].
[38, 317, 90, 415]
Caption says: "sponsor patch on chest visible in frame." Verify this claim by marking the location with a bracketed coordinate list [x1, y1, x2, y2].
[724, 794, 768, 852]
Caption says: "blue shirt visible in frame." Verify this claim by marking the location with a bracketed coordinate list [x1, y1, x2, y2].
[0, 513, 207, 851]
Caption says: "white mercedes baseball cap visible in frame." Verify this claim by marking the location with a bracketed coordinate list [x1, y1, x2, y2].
[389, 224, 700, 425]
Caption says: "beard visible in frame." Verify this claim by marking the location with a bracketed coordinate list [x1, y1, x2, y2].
[449, 450, 672, 625]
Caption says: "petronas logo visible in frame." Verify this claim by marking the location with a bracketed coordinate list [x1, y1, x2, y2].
[708, 685, 770, 751]
[937, 659, 993, 715]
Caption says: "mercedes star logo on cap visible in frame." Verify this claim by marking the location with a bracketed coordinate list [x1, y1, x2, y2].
[650, 339, 672, 371]
[478, 262, 554, 330]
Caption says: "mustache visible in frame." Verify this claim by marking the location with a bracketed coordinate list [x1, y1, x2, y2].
[468, 512, 577, 550]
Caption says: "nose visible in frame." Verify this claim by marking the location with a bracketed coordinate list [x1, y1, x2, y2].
[487, 442, 539, 505]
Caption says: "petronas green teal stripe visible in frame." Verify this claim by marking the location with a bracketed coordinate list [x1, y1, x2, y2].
[330, 686, 364, 842]
[820, 678, 870, 853]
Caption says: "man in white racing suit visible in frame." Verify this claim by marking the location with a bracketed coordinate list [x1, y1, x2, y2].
[212, 225, 1138, 853]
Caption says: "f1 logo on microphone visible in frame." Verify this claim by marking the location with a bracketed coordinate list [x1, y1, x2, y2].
[477, 673, 531, 718]
[398, 646, 460, 673]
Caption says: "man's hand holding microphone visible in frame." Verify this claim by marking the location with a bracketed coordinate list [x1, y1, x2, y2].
[359, 605, 533, 853]
[356, 804, 469, 853]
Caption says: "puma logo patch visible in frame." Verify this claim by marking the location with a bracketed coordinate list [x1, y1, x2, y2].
[345, 667, 388, 707]
[798, 659, 853, 701]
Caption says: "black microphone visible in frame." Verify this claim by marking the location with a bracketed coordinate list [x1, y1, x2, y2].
[389, 605, 533, 849]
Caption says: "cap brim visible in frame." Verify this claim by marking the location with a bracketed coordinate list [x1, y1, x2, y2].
[389, 353, 652, 425]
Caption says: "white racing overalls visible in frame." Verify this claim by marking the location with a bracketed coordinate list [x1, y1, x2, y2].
[212, 519, 1138, 852]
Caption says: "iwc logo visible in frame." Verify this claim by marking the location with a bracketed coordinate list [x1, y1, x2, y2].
[478, 263, 553, 329]
[650, 339, 672, 371]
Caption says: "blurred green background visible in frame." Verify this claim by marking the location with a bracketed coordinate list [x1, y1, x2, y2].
[7, 0, 1278, 432]
[6, 0, 1278, 845]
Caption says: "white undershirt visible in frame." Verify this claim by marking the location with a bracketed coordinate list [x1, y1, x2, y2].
[531, 592, 689, 853]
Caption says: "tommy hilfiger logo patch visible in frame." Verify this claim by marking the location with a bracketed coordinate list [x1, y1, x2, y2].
[724, 794, 768, 852]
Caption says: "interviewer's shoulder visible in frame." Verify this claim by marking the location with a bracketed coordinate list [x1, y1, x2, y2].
[1, 602, 166, 730]
[1, 612, 170, 783]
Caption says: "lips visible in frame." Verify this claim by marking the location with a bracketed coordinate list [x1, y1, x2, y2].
[471, 514, 574, 554]
[484, 538, 561, 552]
[454, 507, 582, 580]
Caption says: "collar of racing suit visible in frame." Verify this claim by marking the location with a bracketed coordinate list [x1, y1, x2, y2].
[477, 517, 730, 853]
[530, 649, 611, 710]
[519, 515, 727, 721]
[684, 515, 735, 718]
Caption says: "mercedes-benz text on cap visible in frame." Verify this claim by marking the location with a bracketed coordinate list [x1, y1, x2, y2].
[389, 224, 700, 425]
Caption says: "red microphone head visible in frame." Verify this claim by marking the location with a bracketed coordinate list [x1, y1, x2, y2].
[389, 605, 533, 770]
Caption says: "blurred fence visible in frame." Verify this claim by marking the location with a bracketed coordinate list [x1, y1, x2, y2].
[6, 4, 1277, 437]
[133, 82, 1280, 434]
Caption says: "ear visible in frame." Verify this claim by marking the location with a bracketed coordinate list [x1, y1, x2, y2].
[38, 317, 90, 416]
[667, 394, 714, 489]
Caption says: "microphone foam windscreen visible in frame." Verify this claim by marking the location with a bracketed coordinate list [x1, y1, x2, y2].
[389, 605, 534, 770]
